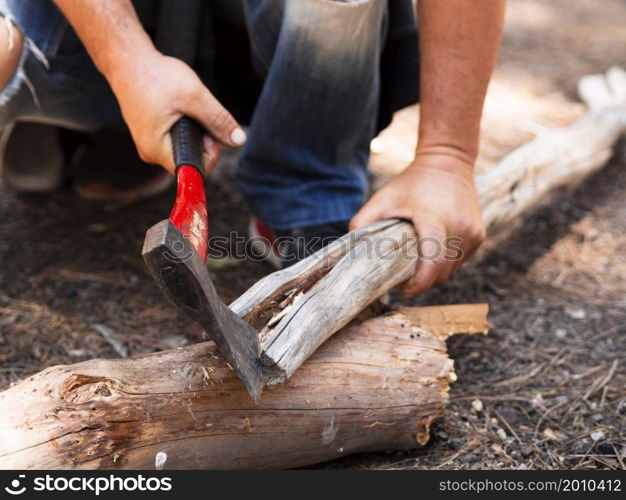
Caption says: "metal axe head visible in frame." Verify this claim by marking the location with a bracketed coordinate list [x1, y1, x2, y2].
[143, 118, 263, 402]
[143, 219, 264, 403]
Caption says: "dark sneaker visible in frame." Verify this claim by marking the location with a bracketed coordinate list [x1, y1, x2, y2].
[0, 122, 65, 192]
[248, 216, 349, 269]
[72, 131, 173, 201]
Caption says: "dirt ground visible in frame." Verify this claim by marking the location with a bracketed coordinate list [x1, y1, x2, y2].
[0, 0, 624, 470]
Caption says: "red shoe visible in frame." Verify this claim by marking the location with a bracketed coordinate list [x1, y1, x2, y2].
[248, 217, 283, 269]
[248, 217, 349, 269]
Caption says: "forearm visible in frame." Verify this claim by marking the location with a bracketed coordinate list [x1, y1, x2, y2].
[52, 0, 156, 86]
[416, 0, 505, 166]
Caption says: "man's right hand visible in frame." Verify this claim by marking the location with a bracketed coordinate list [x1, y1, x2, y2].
[51, 0, 244, 174]
[108, 50, 246, 174]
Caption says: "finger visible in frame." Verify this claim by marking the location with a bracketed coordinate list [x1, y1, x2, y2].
[450, 237, 481, 275]
[202, 135, 222, 174]
[449, 222, 486, 274]
[349, 200, 387, 231]
[434, 260, 457, 285]
[465, 225, 487, 264]
[401, 259, 439, 297]
[408, 254, 456, 292]
[151, 122, 224, 176]
[138, 135, 175, 175]
[185, 89, 246, 149]
[434, 237, 459, 284]
[401, 222, 450, 296]
[444, 235, 467, 276]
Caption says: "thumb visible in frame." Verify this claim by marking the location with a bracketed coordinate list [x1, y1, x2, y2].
[187, 89, 247, 149]
[349, 201, 387, 231]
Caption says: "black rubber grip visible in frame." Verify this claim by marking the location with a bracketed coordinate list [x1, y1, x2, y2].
[171, 117, 204, 175]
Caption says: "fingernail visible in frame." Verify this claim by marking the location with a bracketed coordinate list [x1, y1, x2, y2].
[230, 127, 247, 146]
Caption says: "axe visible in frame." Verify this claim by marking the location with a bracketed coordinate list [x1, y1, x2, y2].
[142, 117, 264, 402]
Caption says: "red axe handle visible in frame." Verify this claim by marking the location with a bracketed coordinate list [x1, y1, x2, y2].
[168, 117, 209, 261]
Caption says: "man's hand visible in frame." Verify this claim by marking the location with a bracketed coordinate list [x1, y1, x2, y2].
[108, 50, 246, 174]
[350, 153, 485, 297]
[53, 0, 246, 175]
[354, 0, 504, 297]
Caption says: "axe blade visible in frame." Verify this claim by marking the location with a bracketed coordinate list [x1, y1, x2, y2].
[143, 220, 264, 403]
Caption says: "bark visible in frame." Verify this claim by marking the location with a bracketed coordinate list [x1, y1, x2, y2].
[0, 305, 487, 470]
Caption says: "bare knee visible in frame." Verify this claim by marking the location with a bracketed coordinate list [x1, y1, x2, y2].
[0, 16, 24, 92]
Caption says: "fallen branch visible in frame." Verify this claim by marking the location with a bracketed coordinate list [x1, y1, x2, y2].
[248, 67, 626, 384]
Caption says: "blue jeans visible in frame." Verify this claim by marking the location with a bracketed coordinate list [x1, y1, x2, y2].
[0, 0, 388, 230]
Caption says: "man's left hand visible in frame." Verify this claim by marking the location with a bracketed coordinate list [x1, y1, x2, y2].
[350, 153, 485, 297]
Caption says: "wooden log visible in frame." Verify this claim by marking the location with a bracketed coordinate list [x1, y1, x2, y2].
[0, 305, 487, 470]
[250, 67, 626, 384]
